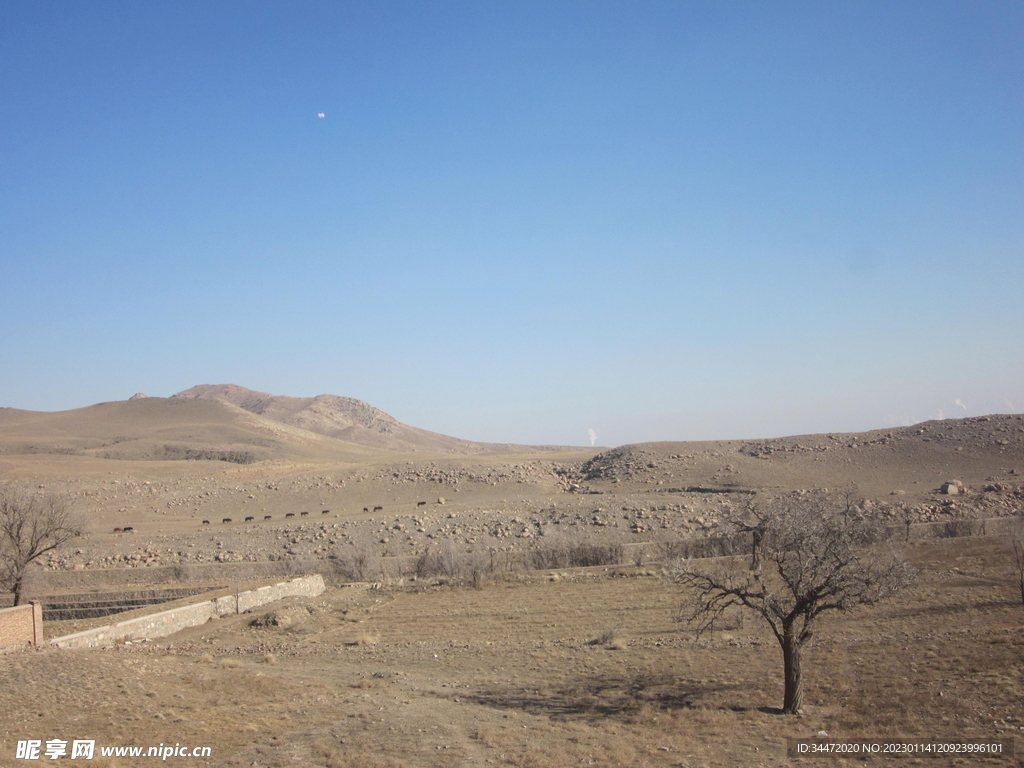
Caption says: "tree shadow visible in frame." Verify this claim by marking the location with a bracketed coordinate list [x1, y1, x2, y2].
[468, 672, 747, 721]
[883, 598, 1016, 620]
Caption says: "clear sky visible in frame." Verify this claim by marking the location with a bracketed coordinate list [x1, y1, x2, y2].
[2, 1, 1022, 447]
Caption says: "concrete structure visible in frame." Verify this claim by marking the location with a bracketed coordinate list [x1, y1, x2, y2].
[0, 602, 44, 652]
[48, 574, 325, 650]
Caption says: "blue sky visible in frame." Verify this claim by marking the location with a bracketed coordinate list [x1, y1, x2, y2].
[2, 1, 1021, 447]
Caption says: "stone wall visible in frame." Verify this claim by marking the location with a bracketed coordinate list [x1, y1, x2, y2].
[48, 574, 325, 650]
[28, 586, 226, 622]
[0, 603, 43, 652]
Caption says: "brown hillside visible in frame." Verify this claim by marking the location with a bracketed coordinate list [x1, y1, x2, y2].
[0, 396, 381, 467]
[574, 414, 1024, 506]
[170, 384, 571, 454]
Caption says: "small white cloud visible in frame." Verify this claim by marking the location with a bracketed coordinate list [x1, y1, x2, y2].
[317, 112, 325, 118]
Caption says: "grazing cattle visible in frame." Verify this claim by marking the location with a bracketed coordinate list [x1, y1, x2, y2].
[285, 513, 295, 518]
[373, 505, 383, 513]
[322, 509, 330, 515]
[113, 527, 123, 533]
[202, 520, 210, 525]
[222, 518, 232, 524]
[417, 501, 427, 507]
[300, 511, 309, 516]
[363, 507, 369, 513]
[264, 515, 272, 520]
[244, 516, 254, 522]
[122, 527, 134, 532]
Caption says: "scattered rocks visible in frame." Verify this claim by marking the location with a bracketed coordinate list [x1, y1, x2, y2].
[249, 605, 310, 628]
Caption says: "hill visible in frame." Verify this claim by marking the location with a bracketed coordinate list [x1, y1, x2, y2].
[2, 389, 1021, 548]
[169, 384, 566, 454]
[0, 396, 383, 467]
[573, 415, 1024, 501]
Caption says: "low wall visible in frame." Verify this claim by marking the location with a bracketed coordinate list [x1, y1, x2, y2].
[41, 585, 228, 622]
[49, 574, 325, 650]
[0, 603, 43, 652]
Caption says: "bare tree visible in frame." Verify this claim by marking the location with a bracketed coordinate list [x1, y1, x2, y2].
[674, 491, 916, 714]
[1010, 517, 1024, 608]
[727, 496, 769, 571]
[0, 484, 84, 605]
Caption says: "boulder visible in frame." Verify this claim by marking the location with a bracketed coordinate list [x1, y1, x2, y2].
[940, 480, 964, 495]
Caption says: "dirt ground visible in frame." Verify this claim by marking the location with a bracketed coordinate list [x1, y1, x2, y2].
[2, 536, 1022, 768]
[2, 409, 1023, 766]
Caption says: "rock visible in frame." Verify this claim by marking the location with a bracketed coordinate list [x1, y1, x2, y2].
[249, 605, 310, 628]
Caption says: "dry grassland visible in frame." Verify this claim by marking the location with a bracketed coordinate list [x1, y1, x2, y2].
[2, 536, 1022, 768]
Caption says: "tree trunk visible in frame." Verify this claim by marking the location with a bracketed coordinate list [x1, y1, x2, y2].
[12, 575, 25, 607]
[1013, 538, 1024, 608]
[1017, 565, 1024, 608]
[781, 632, 803, 714]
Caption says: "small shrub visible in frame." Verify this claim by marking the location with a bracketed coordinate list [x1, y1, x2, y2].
[159, 444, 261, 464]
[632, 544, 648, 567]
[355, 631, 380, 646]
[473, 724, 505, 748]
[588, 627, 621, 647]
[530, 542, 624, 570]
[413, 546, 449, 580]
[658, 539, 689, 561]
[939, 519, 980, 538]
[170, 563, 200, 582]
[329, 543, 378, 583]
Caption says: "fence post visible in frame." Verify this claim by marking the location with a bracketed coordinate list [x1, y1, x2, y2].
[31, 602, 43, 646]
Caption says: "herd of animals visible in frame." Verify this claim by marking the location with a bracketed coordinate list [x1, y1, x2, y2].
[111, 500, 438, 533]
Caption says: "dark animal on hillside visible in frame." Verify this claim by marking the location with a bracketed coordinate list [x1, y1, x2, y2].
[322, 509, 330, 515]
[122, 527, 134, 532]
[245, 516, 255, 522]
[285, 513, 295, 518]
[222, 518, 232, 524]
[373, 506, 383, 513]
[264, 515, 272, 520]
[417, 501, 427, 507]
[113, 527, 123, 533]
[202, 520, 210, 525]
[300, 511, 309, 516]
[363, 507, 369, 513]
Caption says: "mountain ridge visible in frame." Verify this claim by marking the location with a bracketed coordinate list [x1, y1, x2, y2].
[169, 384, 570, 454]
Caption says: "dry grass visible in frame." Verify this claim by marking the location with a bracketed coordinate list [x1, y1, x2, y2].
[354, 629, 380, 645]
[2, 536, 1023, 767]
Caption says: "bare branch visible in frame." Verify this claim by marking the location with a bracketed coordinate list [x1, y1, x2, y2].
[672, 490, 916, 714]
[0, 484, 85, 604]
